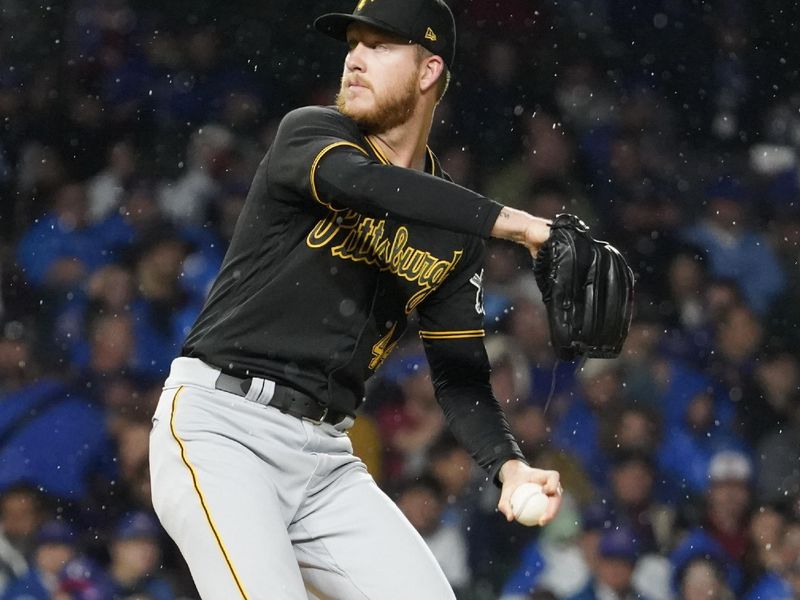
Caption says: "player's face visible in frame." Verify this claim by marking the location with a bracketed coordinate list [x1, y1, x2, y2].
[336, 23, 422, 134]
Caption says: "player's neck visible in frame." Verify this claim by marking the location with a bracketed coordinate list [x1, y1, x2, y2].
[367, 106, 434, 171]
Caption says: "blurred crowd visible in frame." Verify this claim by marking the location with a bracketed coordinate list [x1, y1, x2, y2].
[0, 0, 799, 598]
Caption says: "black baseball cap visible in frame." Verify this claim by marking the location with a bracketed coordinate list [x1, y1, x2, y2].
[314, 0, 456, 69]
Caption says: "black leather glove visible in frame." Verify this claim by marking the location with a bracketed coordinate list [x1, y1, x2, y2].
[533, 214, 635, 361]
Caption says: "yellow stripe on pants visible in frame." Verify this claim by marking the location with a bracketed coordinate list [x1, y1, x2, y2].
[168, 386, 251, 600]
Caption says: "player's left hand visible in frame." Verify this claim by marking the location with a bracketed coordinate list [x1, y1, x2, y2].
[497, 459, 563, 525]
[523, 217, 552, 257]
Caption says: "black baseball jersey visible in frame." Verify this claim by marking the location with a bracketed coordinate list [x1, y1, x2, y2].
[183, 106, 525, 481]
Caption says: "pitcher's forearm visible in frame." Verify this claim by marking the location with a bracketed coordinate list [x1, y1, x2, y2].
[491, 206, 552, 252]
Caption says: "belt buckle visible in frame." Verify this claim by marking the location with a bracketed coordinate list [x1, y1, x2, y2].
[303, 406, 329, 426]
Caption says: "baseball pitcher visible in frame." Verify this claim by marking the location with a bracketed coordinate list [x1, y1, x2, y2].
[149, 1, 567, 598]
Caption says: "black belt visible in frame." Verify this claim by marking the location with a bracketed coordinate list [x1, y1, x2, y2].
[214, 372, 349, 426]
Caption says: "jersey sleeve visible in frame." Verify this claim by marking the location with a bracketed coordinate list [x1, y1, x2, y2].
[267, 106, 503, 238]
[417, 239, 526, 485]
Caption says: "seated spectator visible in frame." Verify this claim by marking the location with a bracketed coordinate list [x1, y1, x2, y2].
[129, 223, 202, 378]
[707, 302, 767, 443]
[0, 330, 115, 502]
[53, 556, 114, 600]
[176, 222, 225, 306]
[107, 512, 174, 600]
[680, 176, 785, 315]
[655, 358, 732, 432]
[485, 111, 586, 215]
[158, 124, 234, 226]
[590, 136, 684, 300]
[500, 502, 604, 600]
[657, 383, 747, 498]
[749, 505, 786, 572]
[427, 432, 478, 519]
[117, 179, 225, 304]
[787, 557, 800, 599]
[743, 352, 800, 458]
[599, 450, 673, 554]
[782, 521, 800, 572]
[489, 330, 594, 509]
[60, 263, 136, 371]
[110, 407, 156, 508]
[71, 312, 161, 439]
[506, 296, 577, 404]
[670, 529, 743, 597]
[481, 241, 537, 329]
[426, 431, 521, 594]
[75, 298, 168, 403]
[656, 246, 716, 363]
[1, 520, 78, 600]
[601, 403, 661, 458]
[15, 182, 108, 291]
[376, 356, 444, 479]
[551, 358, 626, 488]
[676, 557, 735, 600]
[91, 408, 155, 526]
[612, 311, 668, 404]
[485, 334, 532, 407]
[670, 450, 754, 595]
[0, 484, 49, 574]
[393, 475, 471, 596]
[753, 352, 799, 431]
[83, 312, 138, 381]
[86, 140, 138, 223]
[506, 400, 595, 509]
[14, 183, 133, 352]
[0, 321, 37, 396]
[743, 506, 793, 600]
[566, 526, 655, 600]
[701, 451, 754, 564]
[116, 178, 164, 235]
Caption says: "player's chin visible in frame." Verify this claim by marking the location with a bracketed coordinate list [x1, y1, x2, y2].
[341, 96, 373, 117]
[340, 105, 380, 131]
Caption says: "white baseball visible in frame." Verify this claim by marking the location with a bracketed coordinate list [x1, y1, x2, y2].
[510, 482, 549, 526]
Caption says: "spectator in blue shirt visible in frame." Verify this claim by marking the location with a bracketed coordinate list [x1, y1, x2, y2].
[657, 386, 748, 497]
[15, 182, 130, 291]
[681, 176, 785, 315]
[552, 358, 625, 489]
[127, 223, 205, 378]
[0, 324, 115, 502]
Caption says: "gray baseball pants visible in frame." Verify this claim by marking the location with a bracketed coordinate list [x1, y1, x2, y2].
[149, 357, 455, 600]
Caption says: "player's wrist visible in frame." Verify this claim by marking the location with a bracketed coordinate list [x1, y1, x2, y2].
[498, 458, 527, 484]
[524, 218, 552, 255]
[490, 208, 551, 251]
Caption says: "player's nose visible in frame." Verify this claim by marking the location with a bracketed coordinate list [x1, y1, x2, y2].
[345, 43, 367, 72]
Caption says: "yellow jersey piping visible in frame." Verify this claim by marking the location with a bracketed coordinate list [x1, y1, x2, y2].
[310, 141, 369, 209]
[418, 329, 485, 339]
[426, 146, 437, 175]
[364, 136, 390, 165]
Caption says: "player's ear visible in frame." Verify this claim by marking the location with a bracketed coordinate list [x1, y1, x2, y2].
[419, 55, 445, 95]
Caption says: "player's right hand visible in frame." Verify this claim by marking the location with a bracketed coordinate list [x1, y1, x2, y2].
[496, 459, 563, 525]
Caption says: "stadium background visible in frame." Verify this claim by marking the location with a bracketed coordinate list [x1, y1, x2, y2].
[0, 0, 799, 598]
